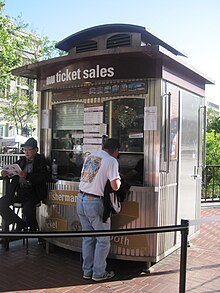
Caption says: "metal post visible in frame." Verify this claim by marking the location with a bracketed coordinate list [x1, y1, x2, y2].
[179, 219, 189, 293]
[1, 177, 10, 250]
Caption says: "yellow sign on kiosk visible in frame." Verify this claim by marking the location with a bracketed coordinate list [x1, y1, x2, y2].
[47, 190, 78, 206]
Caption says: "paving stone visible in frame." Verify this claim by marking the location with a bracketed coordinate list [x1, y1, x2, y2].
[0, 204, 219, 292]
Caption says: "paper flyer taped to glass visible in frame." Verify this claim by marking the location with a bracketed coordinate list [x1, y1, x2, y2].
[144, 106, 157, 130]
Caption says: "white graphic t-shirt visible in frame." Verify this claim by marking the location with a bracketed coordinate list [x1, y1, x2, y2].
[79, 150, 120, 196]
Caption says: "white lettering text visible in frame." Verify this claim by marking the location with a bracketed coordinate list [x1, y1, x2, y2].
[46, 65, 115, 86]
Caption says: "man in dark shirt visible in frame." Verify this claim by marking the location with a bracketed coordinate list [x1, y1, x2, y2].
[0, 137, 48, 231]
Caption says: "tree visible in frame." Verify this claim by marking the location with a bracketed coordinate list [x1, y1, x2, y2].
[0, 1, 34, 90]
[203, 109, 220, 199]
[37, 36, 66, 61]
[0, 1, 65, 89]
[0, 0, 65, 134]
[206, 130, 220, 165]
[0, 93, 38, 134]
[207, 108, 220, 133]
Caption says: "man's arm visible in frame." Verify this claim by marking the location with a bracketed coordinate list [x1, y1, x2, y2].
[110, 178, 121, 191]
[25, 155, 48, 185]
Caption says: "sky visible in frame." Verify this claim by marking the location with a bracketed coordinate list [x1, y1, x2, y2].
[3, 0, 220, 105]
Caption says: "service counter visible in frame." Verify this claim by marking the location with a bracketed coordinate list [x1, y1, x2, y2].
[39, 179, 178, 263]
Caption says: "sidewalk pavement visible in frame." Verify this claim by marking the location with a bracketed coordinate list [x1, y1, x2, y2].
[0, 204, 220, 293]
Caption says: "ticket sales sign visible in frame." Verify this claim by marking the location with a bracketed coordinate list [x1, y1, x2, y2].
[39, 56, 157, 91]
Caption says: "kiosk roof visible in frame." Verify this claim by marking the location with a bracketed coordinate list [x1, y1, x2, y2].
[55, 23, 186, 57]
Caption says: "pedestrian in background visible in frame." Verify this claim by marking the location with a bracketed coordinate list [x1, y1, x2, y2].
[77, 138, 121, 282]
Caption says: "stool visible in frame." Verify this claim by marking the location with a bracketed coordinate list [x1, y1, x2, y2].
[34, 202, 41, 232]
[2, 202, 24, 250]
[13, 201, 41, 231]
[12, 202, 24, 230]
[3, 202, 26, 252]
[5, 202, 41, 254]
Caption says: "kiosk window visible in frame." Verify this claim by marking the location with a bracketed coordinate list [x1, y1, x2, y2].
[104, 98, 144, 186]
[51, 102, 84, 180]
[104, 98, 144, 152]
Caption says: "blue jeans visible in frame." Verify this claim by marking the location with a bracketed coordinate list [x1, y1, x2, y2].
[76, 192, 111, 277]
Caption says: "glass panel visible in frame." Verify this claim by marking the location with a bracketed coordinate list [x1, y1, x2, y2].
[52, 103, 84, 150]
[179, 90, 202, 223]
[104, 98, 144, 152]
[104, 98, 144, 185]
[51, 102, 85, 180]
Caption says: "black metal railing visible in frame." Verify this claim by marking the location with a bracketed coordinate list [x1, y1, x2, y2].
[202, 165, 220, 202]
[0, 220, 189, 293]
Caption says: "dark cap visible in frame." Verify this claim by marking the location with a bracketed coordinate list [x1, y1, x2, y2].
[21, 137, 38, 148]
[103, 138, 121, 151]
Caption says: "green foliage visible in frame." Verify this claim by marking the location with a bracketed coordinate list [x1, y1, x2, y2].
[0, 0, 33, 90]
[203, 112, 220, 199]
[37, 36, 66, 60]
[0, 0, 65, 134]
[206, 109, 220, 166]
[207, 108, 220, 133]
[0, 93, 38, 134]
[0, 1, 65, 89]
[206, 131, 220, 165]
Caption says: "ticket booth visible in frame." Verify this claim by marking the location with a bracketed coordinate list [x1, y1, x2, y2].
[12, 24, 214, 263]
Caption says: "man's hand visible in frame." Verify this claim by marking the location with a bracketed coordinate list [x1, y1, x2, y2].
[110, 178, 121, 191]
[1, 170, 9, 177]
[18, 170, 27, 178]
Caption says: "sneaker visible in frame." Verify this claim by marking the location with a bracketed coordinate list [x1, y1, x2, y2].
[83, 274, 92, 280]
[92, 271, 115, 282]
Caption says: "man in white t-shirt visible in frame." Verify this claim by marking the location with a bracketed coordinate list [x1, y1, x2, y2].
[77, 138, 121, 282]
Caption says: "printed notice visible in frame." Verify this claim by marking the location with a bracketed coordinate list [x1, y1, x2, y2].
[42, 109, 50, 129]
[83, 144, 102, 153]
[84, 111, 102, 124]
[84, 125, 100, 133]
[84, 137, 102, 144]
[3, 163, 21, 177]
[144, 106, 157, 130]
